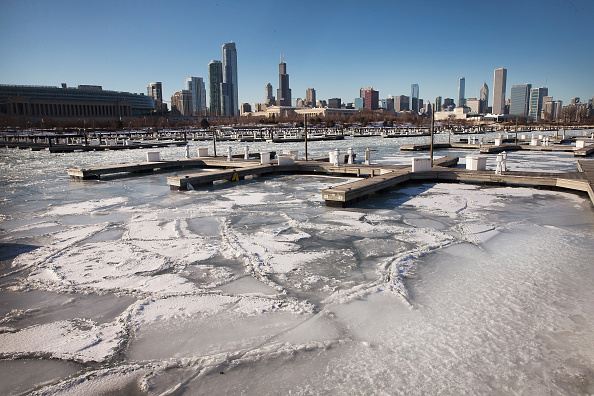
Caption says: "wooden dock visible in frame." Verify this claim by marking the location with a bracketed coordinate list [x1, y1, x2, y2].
[67, 154, 594, 209]
[2, 140, 188, 153]
[67, 154, 275, 180]
[400, 142, 592, 157]
[322, 159, 591, 207]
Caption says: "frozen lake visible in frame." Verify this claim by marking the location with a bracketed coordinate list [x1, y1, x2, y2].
[1, 132, 594, 395]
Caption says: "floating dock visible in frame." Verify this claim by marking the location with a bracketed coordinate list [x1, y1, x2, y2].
[67, 154, 594, 208]
[400, 142, 594, 157]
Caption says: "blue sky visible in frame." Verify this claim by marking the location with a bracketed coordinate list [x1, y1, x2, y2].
[1, 0, 593, 107]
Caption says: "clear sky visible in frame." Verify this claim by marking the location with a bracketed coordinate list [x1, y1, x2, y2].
[1, 0, 593, 108]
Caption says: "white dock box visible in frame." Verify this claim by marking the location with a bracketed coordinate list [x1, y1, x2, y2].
[466, 155, 487, 170]
[283, 149, 299, 160]
[277, 155, 294, 165]
[197, 147, 209, 157]
[146, 152, 160, 162]
[412, 157, 432, 172]
[530, 138, 541, 146]
[260, 152, 271, 164]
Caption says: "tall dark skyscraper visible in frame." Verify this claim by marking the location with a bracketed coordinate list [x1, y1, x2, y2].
[208, 60, 223, 116]
[411, 83, 420, 113]
[458, 77, 465, 107]
[221, 43, 238, 116]
[277, 57, 291, 107]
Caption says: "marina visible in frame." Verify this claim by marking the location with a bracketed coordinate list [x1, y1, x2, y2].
[67, 146, 594, 208]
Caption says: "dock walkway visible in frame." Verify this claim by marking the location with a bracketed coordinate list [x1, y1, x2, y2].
[400, 142, 593, 157]
[67, 155, 594, 209]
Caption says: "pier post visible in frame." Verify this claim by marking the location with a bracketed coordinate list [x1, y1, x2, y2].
[304, 114, 308, 161]
[227, 146, 232, 162]
[245, 145, 249, 159]
[347, 147, 354, 164]
[365, 147, 370, 165]
[430, 102, 435, 166]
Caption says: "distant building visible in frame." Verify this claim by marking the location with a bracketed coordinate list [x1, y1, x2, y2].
[240, 102, 251, 115]
[435, 96, 442, 112]
[509, 84, 532, 117]
[328, 98, 341, 109]
[493, 67, 507, 114]
[541, 96, 553, 120]
[571, 97, 580, 104]
[386, 96, 395, 112]
[466, 98, 481, 114]
[394, 95, 409, 111]
[317, 100, 327, 108]
[554, 101, 563, 120]
[411, 84, 419, 113]
[171, 90, 193, 116]
[147, 82, 167, 112]
[480, 83, 489, 111]
[424, 102, 432, 115]
[297, 99, 305, 107]
[418, 99, 424, 113]
[208, 60, 223, 116]
[364, 88, 379, 110]
[253, 103, 267, 112]
[360, 87, 373, 98]
[185, 77, 206, 116]
[277, 57, 291, 106]
[306, 88, 316, 107]
[354, 97, 365, 110]
[292, 97, 302, 107]
[221, 43, 238, 116]
[443, 98, 455, 109]
[265, 83, 275, 105]
[1, 84, 155, 120]
[458, 77, 466, 107]
[528, 87, 548, 121]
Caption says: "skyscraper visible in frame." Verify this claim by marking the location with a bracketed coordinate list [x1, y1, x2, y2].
[480, 82, 489, 111]
[265, 83, 274, 104]
[493, 68, 507, 114]
[208, 60, 223, 117]
[458, 77, 465, 107]
[364, 89, 379, 110]
[277, 57, 291, 106]
[509, 84, 531, 116]
[171, 90, 193, 116]
[306, 88, 316, 107]
[185, 77, 206, 116]
[221, 43, 238, 116]
[394, 95, 409, 112]
[147, 82, 164, 111]
[528, 87, 548, 121]
[411, 84, 419, 113]
[435, 96, 442, 112]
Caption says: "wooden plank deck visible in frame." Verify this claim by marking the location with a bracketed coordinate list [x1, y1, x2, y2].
[322, 158, 592, 208]
[67, 154, 594, 209]
[68, 156, 270, 179]
[400, 142, 586, 155]
[577, 160, 594, 203]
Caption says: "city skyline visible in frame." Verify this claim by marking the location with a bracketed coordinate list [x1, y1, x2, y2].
[1, 0, 593, 108]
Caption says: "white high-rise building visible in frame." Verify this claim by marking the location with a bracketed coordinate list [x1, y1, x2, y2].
[480, 82, 489, 112]
[458, 77, 465, 107]
[184, 77, 206, 116]
[493, 67, 507, 114]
